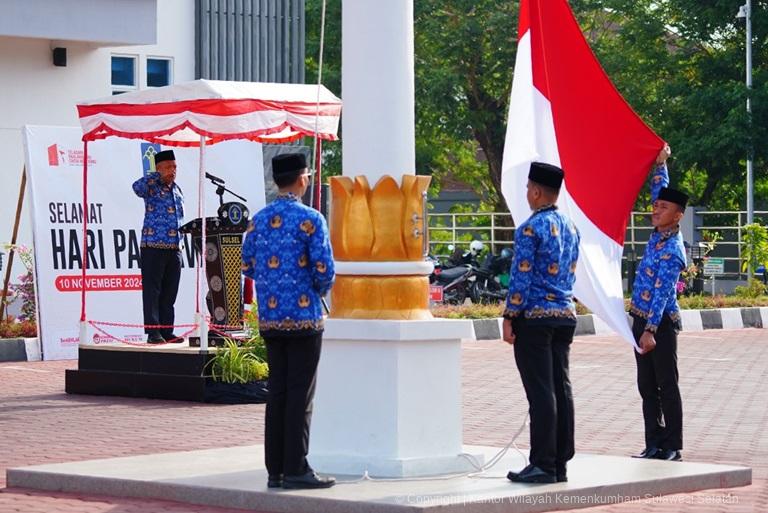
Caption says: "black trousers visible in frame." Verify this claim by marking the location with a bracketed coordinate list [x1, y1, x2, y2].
[140, 247, 182, 336]
[513, 318, 576, 474]
[632, 315, 683, 451]
[264, 333, 323, 477]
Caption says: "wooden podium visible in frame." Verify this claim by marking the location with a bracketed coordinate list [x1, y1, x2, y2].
[180, 201, 250, 345]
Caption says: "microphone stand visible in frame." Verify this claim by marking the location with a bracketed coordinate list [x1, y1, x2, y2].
[207, 177, 247, 207]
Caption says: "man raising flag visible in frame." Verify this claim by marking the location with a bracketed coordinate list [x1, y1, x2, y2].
[501, 0, 666, 345]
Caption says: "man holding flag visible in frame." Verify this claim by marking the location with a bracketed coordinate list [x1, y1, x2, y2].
[629, 145, 687, 462]
[501, 0, 678, 479]
[501, 0, 666, 348]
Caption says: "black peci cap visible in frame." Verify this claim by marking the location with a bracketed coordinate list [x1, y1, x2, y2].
[272, 153, 310, 180]
[658, 187, 689, 210]
[529, 162, 564, 190]
[154, 150, 176, 164]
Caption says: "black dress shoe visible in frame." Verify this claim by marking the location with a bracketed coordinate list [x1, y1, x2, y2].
[556, 463, 567, 483]
[655, 449, 682, 461]
[267, 474, 283, 488]
[507, 464, 556, 484]
[282, 471, 336, 489]
[632, 447, 660, 459]
[146, 333, 165, 344]
[162, 333, 181, 342]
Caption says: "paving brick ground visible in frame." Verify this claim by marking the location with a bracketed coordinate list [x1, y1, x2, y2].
[1, 328, 766, 513]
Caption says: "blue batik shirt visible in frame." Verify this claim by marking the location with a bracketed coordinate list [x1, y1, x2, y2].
[242, 193, 335, 336]
[132, 174, 184, 249]
[629, 163, 686, 332]
[504, 205, 580, 324]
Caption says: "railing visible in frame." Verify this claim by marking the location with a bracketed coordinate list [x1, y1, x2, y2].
[428, 210, 768, 280]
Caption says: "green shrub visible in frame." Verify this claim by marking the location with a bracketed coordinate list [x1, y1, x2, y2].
[677, 294, 768, 309]
[741, 223, 768, 274]
[241, 302, 267, 360]
[431, 302, 504, 319]
[431, 300, 592, 319]
[206, 339, 269, 384]
[733, 279, 768, 299]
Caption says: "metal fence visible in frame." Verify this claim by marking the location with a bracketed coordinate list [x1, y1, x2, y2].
[428, 210, 768, 280]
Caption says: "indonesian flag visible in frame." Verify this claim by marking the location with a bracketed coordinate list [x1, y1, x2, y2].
[501, 0, 664, 345]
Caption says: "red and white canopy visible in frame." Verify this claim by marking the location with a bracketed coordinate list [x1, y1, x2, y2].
[77, 79, 342, 146]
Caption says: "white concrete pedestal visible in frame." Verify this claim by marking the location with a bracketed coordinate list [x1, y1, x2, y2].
[308, 319, 482, 477]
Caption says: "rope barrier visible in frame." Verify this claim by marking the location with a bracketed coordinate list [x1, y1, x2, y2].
[89, 320, 197, 329]
[88, 321, 197, 347]
[85, 319, 256, 346]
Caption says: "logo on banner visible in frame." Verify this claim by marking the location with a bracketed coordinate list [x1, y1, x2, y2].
[141, 143, 163, 176]
[47, 143, 95, 167]
[48, 144, 65, 166]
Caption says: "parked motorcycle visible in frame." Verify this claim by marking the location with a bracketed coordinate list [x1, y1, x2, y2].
[428, 240, 487, 304]
[469, 248, 513, 304]
[430, 263, 475, 304]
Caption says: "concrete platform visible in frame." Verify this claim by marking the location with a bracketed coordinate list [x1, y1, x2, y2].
[7, 445, 751, 513]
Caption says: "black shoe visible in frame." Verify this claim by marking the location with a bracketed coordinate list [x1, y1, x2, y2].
[507, 464, 556, 484]
[162, 332, 181, 342]
[282, 471, 336, 489]
[146, 333, 165, 344]
[556, 463, 567, 483]
[632, 447, 660, 459]
[267, 474, 283, 488]
[655, 449, 682, 461]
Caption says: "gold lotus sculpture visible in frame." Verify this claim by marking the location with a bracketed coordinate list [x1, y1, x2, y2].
[329, 174, 432, 320]
[329, 174, 431, 261]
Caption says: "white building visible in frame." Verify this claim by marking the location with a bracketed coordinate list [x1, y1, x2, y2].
[0, 0, 196, 252]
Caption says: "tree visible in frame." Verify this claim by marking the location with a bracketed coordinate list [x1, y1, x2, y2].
[415, 0, 519, 211]
[569, 0, 768, 210]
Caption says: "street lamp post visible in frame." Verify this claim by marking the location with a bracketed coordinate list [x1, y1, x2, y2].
[737, 1, 754, 224]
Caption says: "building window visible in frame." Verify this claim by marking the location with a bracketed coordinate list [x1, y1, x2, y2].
[147, 58, 172, 87]
[111, 55, 137, 93]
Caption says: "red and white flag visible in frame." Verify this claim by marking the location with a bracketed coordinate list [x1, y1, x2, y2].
[501, 0, 664, 345]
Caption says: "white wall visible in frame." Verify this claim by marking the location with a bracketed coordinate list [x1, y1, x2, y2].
[0, 0, 195, 256]
[0, 0, 157, 45]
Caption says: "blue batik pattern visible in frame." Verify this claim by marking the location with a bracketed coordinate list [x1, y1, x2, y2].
[242, 193, 335, 334]
[629, 163, 686, 332]
[504, 205, 580, 322]
[132, 175, 185, 249]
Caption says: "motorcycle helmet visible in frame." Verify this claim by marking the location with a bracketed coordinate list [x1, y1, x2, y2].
[469, 240, 485, 256]
[500, 247, 513, 260]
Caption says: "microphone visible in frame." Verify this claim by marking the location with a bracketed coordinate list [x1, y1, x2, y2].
[205, 172, 225, 184]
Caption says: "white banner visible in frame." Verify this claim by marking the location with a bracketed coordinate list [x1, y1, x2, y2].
[23, 126, 265, 360]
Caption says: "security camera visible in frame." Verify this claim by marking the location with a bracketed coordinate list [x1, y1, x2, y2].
[736, 4, 748, 19]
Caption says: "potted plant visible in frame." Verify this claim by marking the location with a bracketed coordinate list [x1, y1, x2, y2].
[204, 337, 269, 404]
[204, 304, 269, 404]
